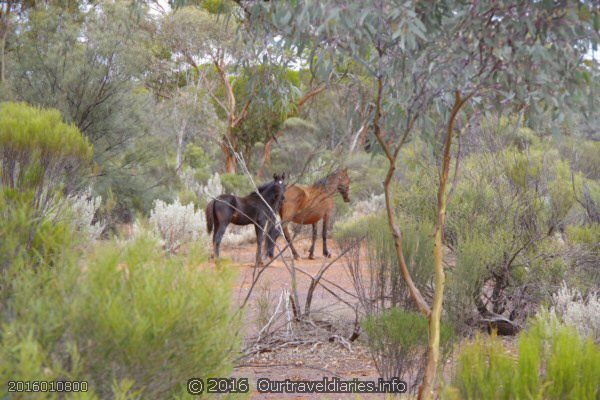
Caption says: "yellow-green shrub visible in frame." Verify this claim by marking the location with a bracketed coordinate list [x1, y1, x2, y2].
[566, 224, 600, 246]
[0, 189, 75, 302]
[0, 102, 93, 280]
[363, 307, 453, 392]
[0, 102, 92, 205]
[220, 173, 253, 195]
[335, 213, 434, 310]
[0, 236, 240, 398]
[444, 316, 600, 400]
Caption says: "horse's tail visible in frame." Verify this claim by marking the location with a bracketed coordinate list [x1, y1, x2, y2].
[205, 200, 215, 234]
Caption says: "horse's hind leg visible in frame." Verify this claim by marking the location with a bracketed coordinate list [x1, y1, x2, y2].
[214, 222, 227, 259]
[322, 214, 331, 258]
[308, 223, 318, 260]
[282, 223, 300, 260]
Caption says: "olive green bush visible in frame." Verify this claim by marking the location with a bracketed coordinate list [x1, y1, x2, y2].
[0, 189, 75, 303]
[363, 308, 453, 393]
[389, 128, 599, 333]
[0, 236, 240, 398]
[344, 152, 388, 199]
[557, 137, 600, 180]
[444, 315, 600, 400]
[443, 148, 569, 331]
[335, 213, 434, 313]
[0, 102, 95, 295]
[183, 144, 213, 183]
[220, 173, 254, 195]
[0, 102, 93, 212]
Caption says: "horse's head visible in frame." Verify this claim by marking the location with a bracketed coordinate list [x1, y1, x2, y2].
[273, 172, 286, 186]
[337, 168, 351, 203]
[272, 172, 287, 205]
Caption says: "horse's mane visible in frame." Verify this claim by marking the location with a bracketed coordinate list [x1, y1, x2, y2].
[251, 181, 283, 206]
[257, 181, 272, 192]
[313, 169, 339, 187]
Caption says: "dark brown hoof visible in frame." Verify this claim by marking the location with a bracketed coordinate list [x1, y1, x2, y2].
[308, 254, 315, 260]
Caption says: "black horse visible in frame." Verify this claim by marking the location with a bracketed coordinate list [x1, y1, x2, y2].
[206, 174, 286, 266]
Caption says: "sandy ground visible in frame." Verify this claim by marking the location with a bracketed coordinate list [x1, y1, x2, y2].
[215, 235, 395, 399]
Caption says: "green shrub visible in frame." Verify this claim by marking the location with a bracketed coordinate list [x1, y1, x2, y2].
[183, 143, 212, 182]
[344, 152, 387, 199]
[0, 101, 93, 280]
[0, 236, 240, 398]
[444, 316, 600, 400]
[335, 213, 434, 311]
[445, 234, 498, 330]
[332, 194, 351, 221]
[557, 137, 600, 180]
[0, 189, 75, 302]
[0, 102, 93, 210]
[363, 308, 453, 393]
[566, 224, 600, 246]
[220, 173, 253, 195]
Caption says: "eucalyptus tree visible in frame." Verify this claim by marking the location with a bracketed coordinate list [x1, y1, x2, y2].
[236, 0, 598, 397]
[5, 1, 159, 218]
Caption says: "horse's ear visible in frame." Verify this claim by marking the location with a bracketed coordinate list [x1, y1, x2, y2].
[273, 173, 277, 180]
[282, 172, 286, 180]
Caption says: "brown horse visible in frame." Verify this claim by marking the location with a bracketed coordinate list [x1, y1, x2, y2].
[271, 168, 350, 260]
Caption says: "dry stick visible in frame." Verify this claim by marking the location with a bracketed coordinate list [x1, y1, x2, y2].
[239, 241, 292, 310]
[255, 289, 286, 344]
[239, 339, 323, 359]
[295, 265, 358, 300]
[235, 149, 303, 315]
[295, 267, 356, 310]
[304, 245, 354, 316]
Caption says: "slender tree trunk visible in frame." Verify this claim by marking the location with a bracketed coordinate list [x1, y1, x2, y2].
[0, 29, 6, 83]
[372, 76, 430, 317]
[419, 90, 470, 400]
[0, 12, 9, 83]
[213, 55, 250, 175]
[259, 130, 283, 177]
[222, 138, 237, 174]
[349, 104, 373, 153]
[175, 119, 188, 173]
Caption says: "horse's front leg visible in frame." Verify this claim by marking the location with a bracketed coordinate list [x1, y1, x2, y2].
[254, 222, 265, 267]
[308, 223, 318, 260]
[322, 214, 331, 258]
[282, 222, 300, 260]
[265, 219, 280, 259]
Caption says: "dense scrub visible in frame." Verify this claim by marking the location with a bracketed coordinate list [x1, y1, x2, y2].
[1, 0, 598, 397]
[444, 315, 600, 400]
[0, 103, 240, 398]
[0, 235, 239, 398]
